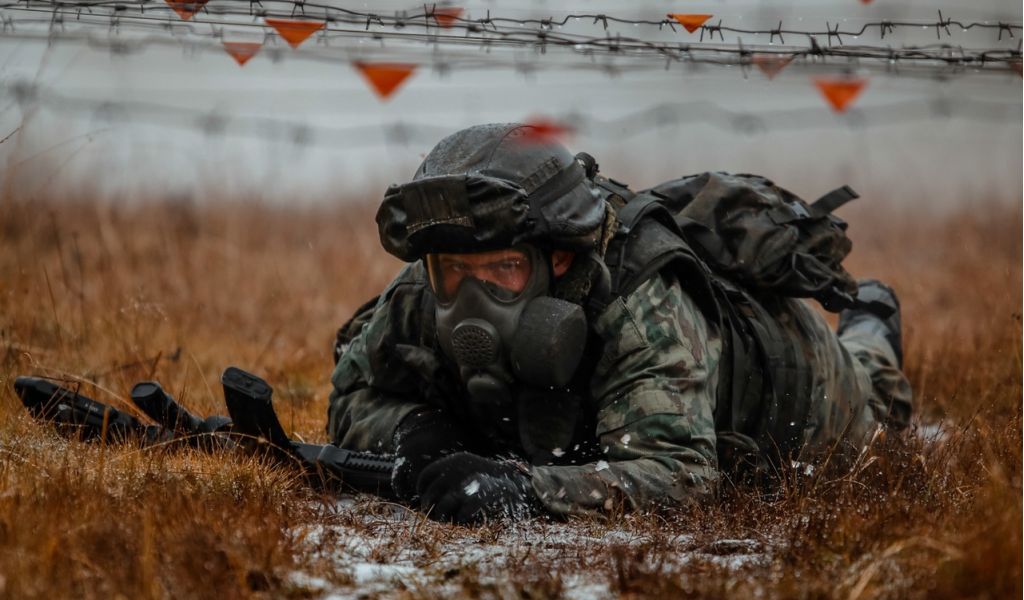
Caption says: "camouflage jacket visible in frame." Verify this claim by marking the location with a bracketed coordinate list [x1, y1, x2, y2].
[327, 260, 722, 517]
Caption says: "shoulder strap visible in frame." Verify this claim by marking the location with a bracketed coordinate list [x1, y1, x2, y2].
[604, 199, 726, 352]
[605, 194, 691, 296]
[615, 193, 660, 235]
[592, 175, 636, 213]
[809, 185, 859, 217]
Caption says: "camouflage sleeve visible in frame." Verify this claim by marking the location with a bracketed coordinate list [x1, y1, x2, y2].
[326, 262, 440, 452]
[530, 272, 722, 517]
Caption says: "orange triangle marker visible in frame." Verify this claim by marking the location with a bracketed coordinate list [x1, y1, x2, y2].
[354, 62, 417, 100]
[668, 14, 712, 33]
[164, 0, 208, 21]
[223, 41, 262, 66]
[433, 6, 463, 28]
[814, 77, 868, 113]
[517, 117, 574, 144]
[752, 54, 793, 79]
[265, 18, 325, 49]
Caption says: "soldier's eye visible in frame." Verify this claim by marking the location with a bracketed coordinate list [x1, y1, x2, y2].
[446, 262, 472, 274]
[495, 260, 521, 272]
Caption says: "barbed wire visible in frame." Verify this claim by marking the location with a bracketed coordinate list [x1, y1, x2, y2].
[2, 9, 1021, 78]
[3, 1, 1022, 42]
[2, 3, 1020, 146]
[3, 80, 1018, 150]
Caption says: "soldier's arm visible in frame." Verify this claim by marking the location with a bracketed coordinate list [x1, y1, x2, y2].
[530, 272, 721, 516]
[326, 263, 441, 452]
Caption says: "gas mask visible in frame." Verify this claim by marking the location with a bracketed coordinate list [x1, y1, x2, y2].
[427, 245, 588, 407]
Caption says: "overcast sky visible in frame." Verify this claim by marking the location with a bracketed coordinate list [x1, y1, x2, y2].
[1, 0, 1020, 209]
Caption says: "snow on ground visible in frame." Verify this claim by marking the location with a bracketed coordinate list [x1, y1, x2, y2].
[916, 421, 953, 444]
[287, 500, 772, 599]
[285, 424, 950, 597]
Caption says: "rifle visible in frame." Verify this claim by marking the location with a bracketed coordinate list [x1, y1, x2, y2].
[220, 366, 396, 498]
[13, 369, 396, 498]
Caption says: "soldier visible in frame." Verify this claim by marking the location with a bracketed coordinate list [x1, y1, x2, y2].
[14, 122, 913, 524]
[325, 123, 913, 523]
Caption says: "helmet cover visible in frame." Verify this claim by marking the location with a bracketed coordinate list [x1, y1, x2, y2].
[376, 123, 607, 261]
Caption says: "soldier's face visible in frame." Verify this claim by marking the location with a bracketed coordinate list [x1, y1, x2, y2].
[427, 248, 533, 303]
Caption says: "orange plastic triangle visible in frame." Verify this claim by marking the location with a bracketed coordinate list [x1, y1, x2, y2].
[354, 62, 417, 100]
[752, 54, 793, 79]
[814, 78, 867, 113]
[265, 18, 325, 49]
[517, 117, 573, 144]
[223, 41, 262, 66]
[433, 6, 463, 27]
[668, 13, 712, 33]
[165, 0, 208, 20]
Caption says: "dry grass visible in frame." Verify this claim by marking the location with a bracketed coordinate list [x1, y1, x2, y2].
[0, 194, 1020, 599]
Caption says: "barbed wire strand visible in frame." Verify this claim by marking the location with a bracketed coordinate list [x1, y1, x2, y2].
[3, 1, 1022, 42]
[3, 81, 1019, 150]
[2, 9, 1021, 77]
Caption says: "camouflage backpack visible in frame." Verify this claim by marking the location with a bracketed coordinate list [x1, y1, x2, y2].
[594, 171, 874, 477]
[602, 171, 863, 313]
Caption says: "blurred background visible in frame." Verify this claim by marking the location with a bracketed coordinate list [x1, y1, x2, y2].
[1, 0, 1021, 210]
[0, 7, 1020, 597]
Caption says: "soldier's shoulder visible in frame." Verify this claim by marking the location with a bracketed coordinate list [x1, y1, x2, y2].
[593, 271, 713, 351]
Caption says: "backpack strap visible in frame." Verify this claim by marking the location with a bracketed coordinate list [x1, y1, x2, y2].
[809, 185, 859, 217]
[592, 175, 637, 212]
[743, 296, 815, 465]
[614, 192, 661, 236]
[605, 193, 707, 299]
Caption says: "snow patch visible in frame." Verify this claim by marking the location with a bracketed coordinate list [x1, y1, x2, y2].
[790, 460, 815, 477]
[918, 421, 952, 443]
[288, 498, 778, 599]
[350, 562, 420, 585]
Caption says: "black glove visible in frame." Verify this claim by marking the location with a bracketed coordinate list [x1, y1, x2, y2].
[391, 410, 470, 502]
[416, 452, 538, 524]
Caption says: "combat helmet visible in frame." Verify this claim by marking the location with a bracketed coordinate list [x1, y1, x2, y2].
[376, 123, 607, 261]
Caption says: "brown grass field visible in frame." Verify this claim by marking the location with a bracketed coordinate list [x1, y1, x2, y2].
[0, 194, 1020, 599]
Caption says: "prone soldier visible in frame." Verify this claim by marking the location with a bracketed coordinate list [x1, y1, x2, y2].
[325, 123, 913, 521]
[15, 123, 912, 524]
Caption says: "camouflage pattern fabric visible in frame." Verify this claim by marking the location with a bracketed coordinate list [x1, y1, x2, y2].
[327, 263, 441, 453]
[327, 262, 913, 518]
[530, 271, 722, 515]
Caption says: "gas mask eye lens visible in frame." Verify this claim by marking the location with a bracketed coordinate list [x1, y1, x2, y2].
[426, 248, 534, 304]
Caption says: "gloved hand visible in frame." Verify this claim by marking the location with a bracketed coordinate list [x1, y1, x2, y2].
[391, 410, 470, 502]
[416, 452, 538, 524]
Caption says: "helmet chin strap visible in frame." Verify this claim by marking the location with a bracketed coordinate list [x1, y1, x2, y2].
[540, 247, 557, 289]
